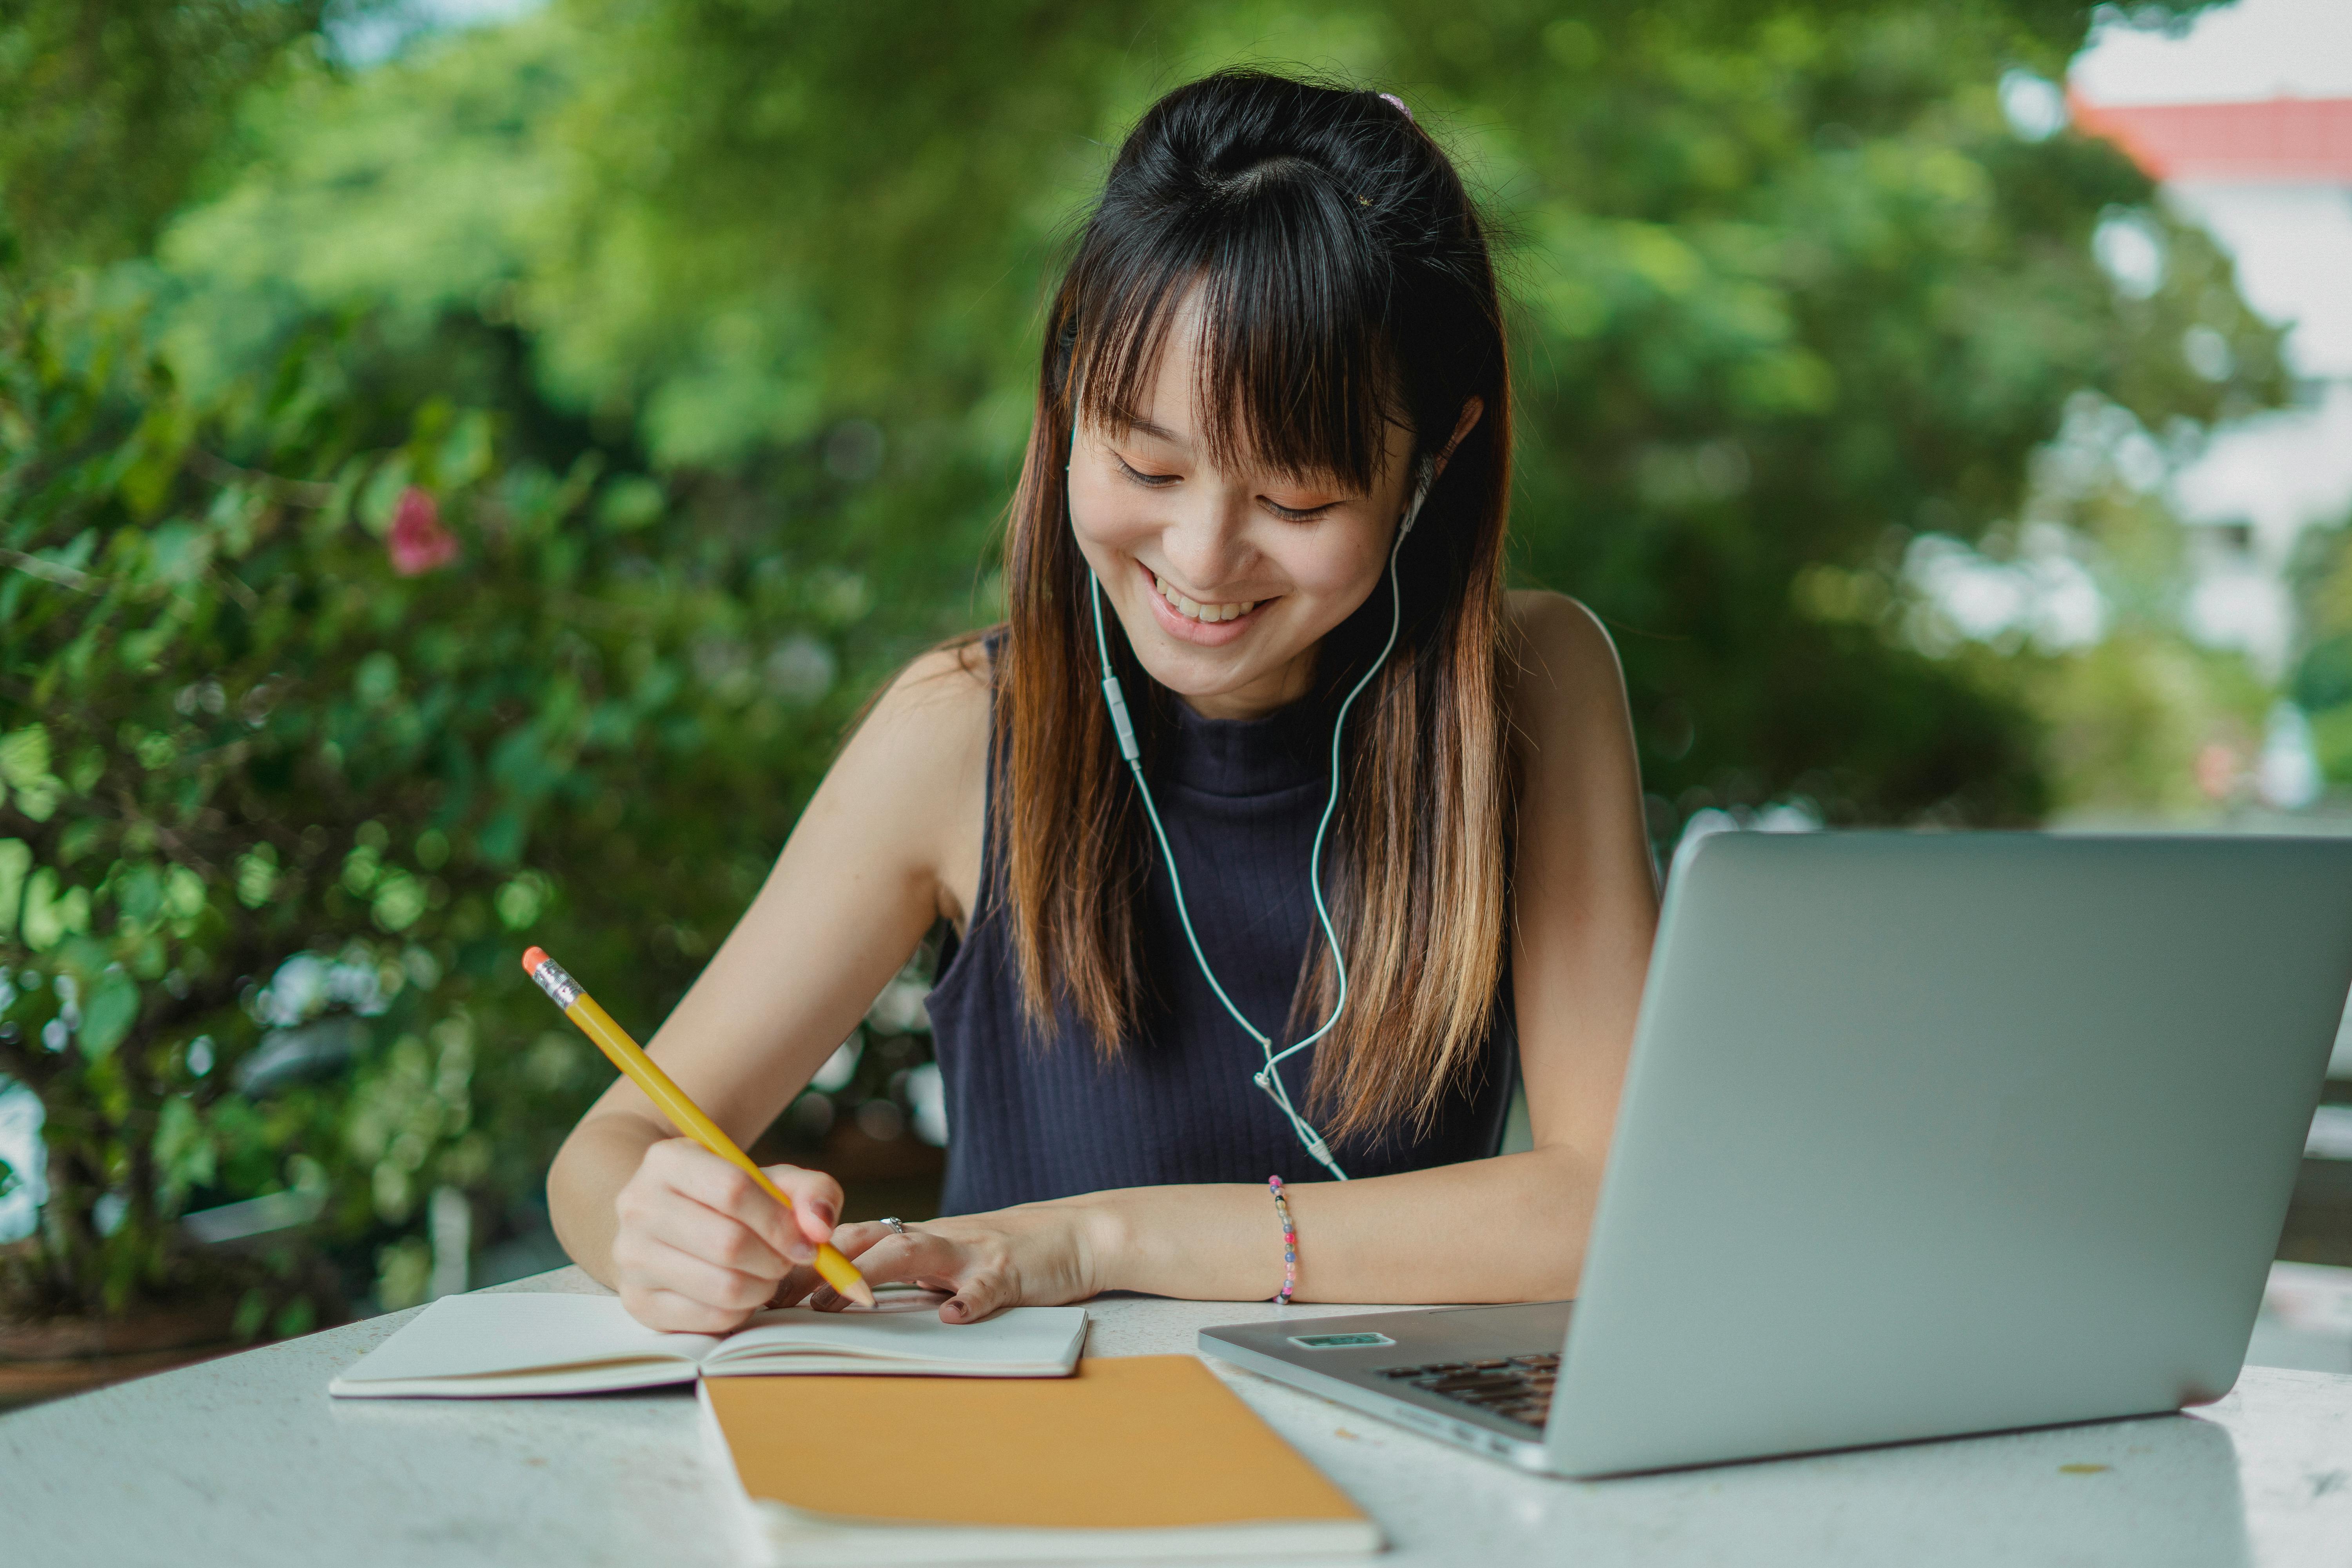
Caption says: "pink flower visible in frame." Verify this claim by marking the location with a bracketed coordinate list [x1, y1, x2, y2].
[388, 486, 457, 576]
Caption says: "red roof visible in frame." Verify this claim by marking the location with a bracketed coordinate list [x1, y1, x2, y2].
[2069, 94, 2352, 183]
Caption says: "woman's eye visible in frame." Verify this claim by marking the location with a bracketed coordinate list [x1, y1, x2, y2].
[1114, 456, 1179, 487]
[1264, 498, 1334, 523]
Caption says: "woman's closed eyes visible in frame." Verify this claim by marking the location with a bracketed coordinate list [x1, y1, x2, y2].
[1111, 452, 1344, 522]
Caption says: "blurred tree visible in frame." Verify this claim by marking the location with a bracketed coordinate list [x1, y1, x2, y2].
[145, 0, 2279, 830]
[0, 270, 862, 1320]
[0, 1, 368, 274]
[0, 0, 2289, 1321]
[1446, 4, 2283, 825]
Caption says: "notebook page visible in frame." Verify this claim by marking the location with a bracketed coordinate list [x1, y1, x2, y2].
[702, 1304, 1087, 1376]
[332, 1293, 720, 1387]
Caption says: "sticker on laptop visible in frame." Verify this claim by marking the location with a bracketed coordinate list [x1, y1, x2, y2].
[1285, 1331, 1397, 1349]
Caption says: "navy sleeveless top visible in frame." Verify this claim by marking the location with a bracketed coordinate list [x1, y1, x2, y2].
[926, 650, 1517, 1214]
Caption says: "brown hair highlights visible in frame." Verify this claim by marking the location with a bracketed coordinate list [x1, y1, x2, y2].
[993, 68, 1514, 1144]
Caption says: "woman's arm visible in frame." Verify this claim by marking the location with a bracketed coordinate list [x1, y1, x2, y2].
[833, 592, 1657, 1314]
[546, 643, 990, 1329]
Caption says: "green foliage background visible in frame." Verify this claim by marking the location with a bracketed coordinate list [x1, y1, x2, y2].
[0, 0, 2294, 1325]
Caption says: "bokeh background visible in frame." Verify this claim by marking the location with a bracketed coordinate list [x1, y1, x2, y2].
[5, 0, 2352, 1395]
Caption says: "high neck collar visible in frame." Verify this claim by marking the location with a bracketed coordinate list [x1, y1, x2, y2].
[1156, 684, 1338, 798]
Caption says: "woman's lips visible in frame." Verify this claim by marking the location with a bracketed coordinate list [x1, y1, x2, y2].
[1135, 558, 1271, 646]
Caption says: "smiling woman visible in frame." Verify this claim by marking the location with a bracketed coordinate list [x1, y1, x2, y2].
[1003, 74, 1517, 1156]
[546, 67, 1659, 1335]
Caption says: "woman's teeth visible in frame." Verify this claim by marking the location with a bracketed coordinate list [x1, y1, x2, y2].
[1153, 571, 1256, 624]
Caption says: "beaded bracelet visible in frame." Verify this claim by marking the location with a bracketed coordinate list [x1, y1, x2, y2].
[1268, 1176, 1298, 1305]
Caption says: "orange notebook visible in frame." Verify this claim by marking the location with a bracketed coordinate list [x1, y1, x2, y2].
[699, 1354, 1382, 1563]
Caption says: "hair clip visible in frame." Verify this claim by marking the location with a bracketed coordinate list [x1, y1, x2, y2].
[1378, 92, 1413, 122]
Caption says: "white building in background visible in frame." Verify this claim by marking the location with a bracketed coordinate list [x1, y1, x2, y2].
[2067, 1, 2352, 809]
[2069, 93, 2352, 681]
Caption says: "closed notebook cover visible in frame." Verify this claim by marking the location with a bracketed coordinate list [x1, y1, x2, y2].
[702, 1354, 1372, 1533]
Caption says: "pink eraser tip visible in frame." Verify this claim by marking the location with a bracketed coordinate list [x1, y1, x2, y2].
[521, 946, 549, 975]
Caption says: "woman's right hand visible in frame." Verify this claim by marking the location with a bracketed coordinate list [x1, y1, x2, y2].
[608, 1138, 846, 1333]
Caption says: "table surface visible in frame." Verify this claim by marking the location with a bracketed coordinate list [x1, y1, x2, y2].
[6, 1267, 2352, 1568]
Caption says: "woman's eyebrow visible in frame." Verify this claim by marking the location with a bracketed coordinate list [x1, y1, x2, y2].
[1119, 415, 1189, 446]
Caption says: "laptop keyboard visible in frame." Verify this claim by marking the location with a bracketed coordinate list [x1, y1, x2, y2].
[1375, 1352, 1557, 1429]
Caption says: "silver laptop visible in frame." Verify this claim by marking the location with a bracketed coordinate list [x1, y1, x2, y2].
[1200, 831, 2352, 1476]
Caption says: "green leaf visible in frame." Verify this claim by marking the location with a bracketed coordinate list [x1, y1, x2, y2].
[116, 862, 163, 924]
[354, 651, 399, 707]
[139, 523, 214, 588]
[78, 970, 141, 1058]
[371, 869, 427, 932]
[20, 869, 89, 951]
[154, 1095, 217, 1209]
[0, 725, 52, 789]
[0, 840, 29, 940]
[359, 455, 412, 536]
[162, 866, 206, 922]
[234, 845, 278, 909]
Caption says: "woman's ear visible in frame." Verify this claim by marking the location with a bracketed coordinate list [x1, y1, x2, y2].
[1430, 395, 1486, 481]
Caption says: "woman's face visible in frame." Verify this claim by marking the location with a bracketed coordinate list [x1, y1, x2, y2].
[1067, 292, 1436, 722]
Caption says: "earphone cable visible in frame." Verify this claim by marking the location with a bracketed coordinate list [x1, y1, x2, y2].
[1085, 471, 1424, 1182]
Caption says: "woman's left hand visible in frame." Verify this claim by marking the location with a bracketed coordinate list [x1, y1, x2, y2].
[789, 1203, 1109, 1322]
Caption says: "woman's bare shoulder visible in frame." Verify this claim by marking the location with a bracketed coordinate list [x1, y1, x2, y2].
[844, 638, 991, 790]
[869, 637, 993, 725]
[824, 637, 993, 919]
[1503, 590, 1626, 727]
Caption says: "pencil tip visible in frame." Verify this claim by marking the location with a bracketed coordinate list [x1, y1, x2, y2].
[521, 946, 548, 975]
[842, 1276, 877, 1308]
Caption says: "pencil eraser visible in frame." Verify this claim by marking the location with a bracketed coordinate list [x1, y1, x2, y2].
[521, 946, 549, 976]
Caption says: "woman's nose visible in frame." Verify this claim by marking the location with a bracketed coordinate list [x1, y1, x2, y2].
[1156, 492, 1252, 591]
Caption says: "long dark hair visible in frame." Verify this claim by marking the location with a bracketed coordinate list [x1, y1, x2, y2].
[994, 68, 1514, 1142]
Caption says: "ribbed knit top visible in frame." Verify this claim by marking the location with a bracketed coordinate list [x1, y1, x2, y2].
[925, 656, 1517, 1214]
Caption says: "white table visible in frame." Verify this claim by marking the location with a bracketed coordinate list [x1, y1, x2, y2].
[7, 1267, 2352, 1566]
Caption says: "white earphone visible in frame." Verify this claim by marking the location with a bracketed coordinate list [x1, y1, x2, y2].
[1072, 408, 1436, 1180]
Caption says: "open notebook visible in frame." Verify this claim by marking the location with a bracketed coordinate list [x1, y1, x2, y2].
[328, 1292, 1088, 1398]
[701, 1354, 1381, 1564]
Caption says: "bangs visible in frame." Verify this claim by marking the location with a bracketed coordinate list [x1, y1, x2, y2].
[1069, 158, 1409, 492]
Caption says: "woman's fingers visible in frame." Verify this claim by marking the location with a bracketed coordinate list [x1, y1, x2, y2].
[805, 1223, 1004, 1322]
[610, 1142, 851, 1331]
[940, 1270, 1006, 1323]
[621, 1284, 753, 1335]
[639, 1140, 813, 1263]
[826, 1220, 896, 1261]
[766, 1262, 824, 1308]
[626, 1236, 782, 1314]
[653, 1190, 796, 1278]
[759, 1163, 845, 1252]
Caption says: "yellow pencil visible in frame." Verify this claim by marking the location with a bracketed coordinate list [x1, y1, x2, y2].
[522, 945, 875, 1307]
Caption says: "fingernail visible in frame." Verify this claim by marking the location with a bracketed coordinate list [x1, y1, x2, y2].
[945, 1298, 966, 1318]
[786, 1238, 817, 1264]
[809, 1200, 837, 1230]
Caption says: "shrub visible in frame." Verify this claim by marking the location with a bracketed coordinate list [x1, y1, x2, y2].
[0, 272, 871, 1324]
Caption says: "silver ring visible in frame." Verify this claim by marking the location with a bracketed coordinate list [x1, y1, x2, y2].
[880, 1216, 908, 1238]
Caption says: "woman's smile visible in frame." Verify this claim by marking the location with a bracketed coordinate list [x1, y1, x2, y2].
[1137, 557, 1273, 646]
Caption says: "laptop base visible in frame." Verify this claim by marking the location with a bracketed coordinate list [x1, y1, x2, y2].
[1199, 1302, 1573, 1473]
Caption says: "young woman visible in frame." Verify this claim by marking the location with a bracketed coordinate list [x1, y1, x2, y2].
[548, 69, 1657, 1331]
